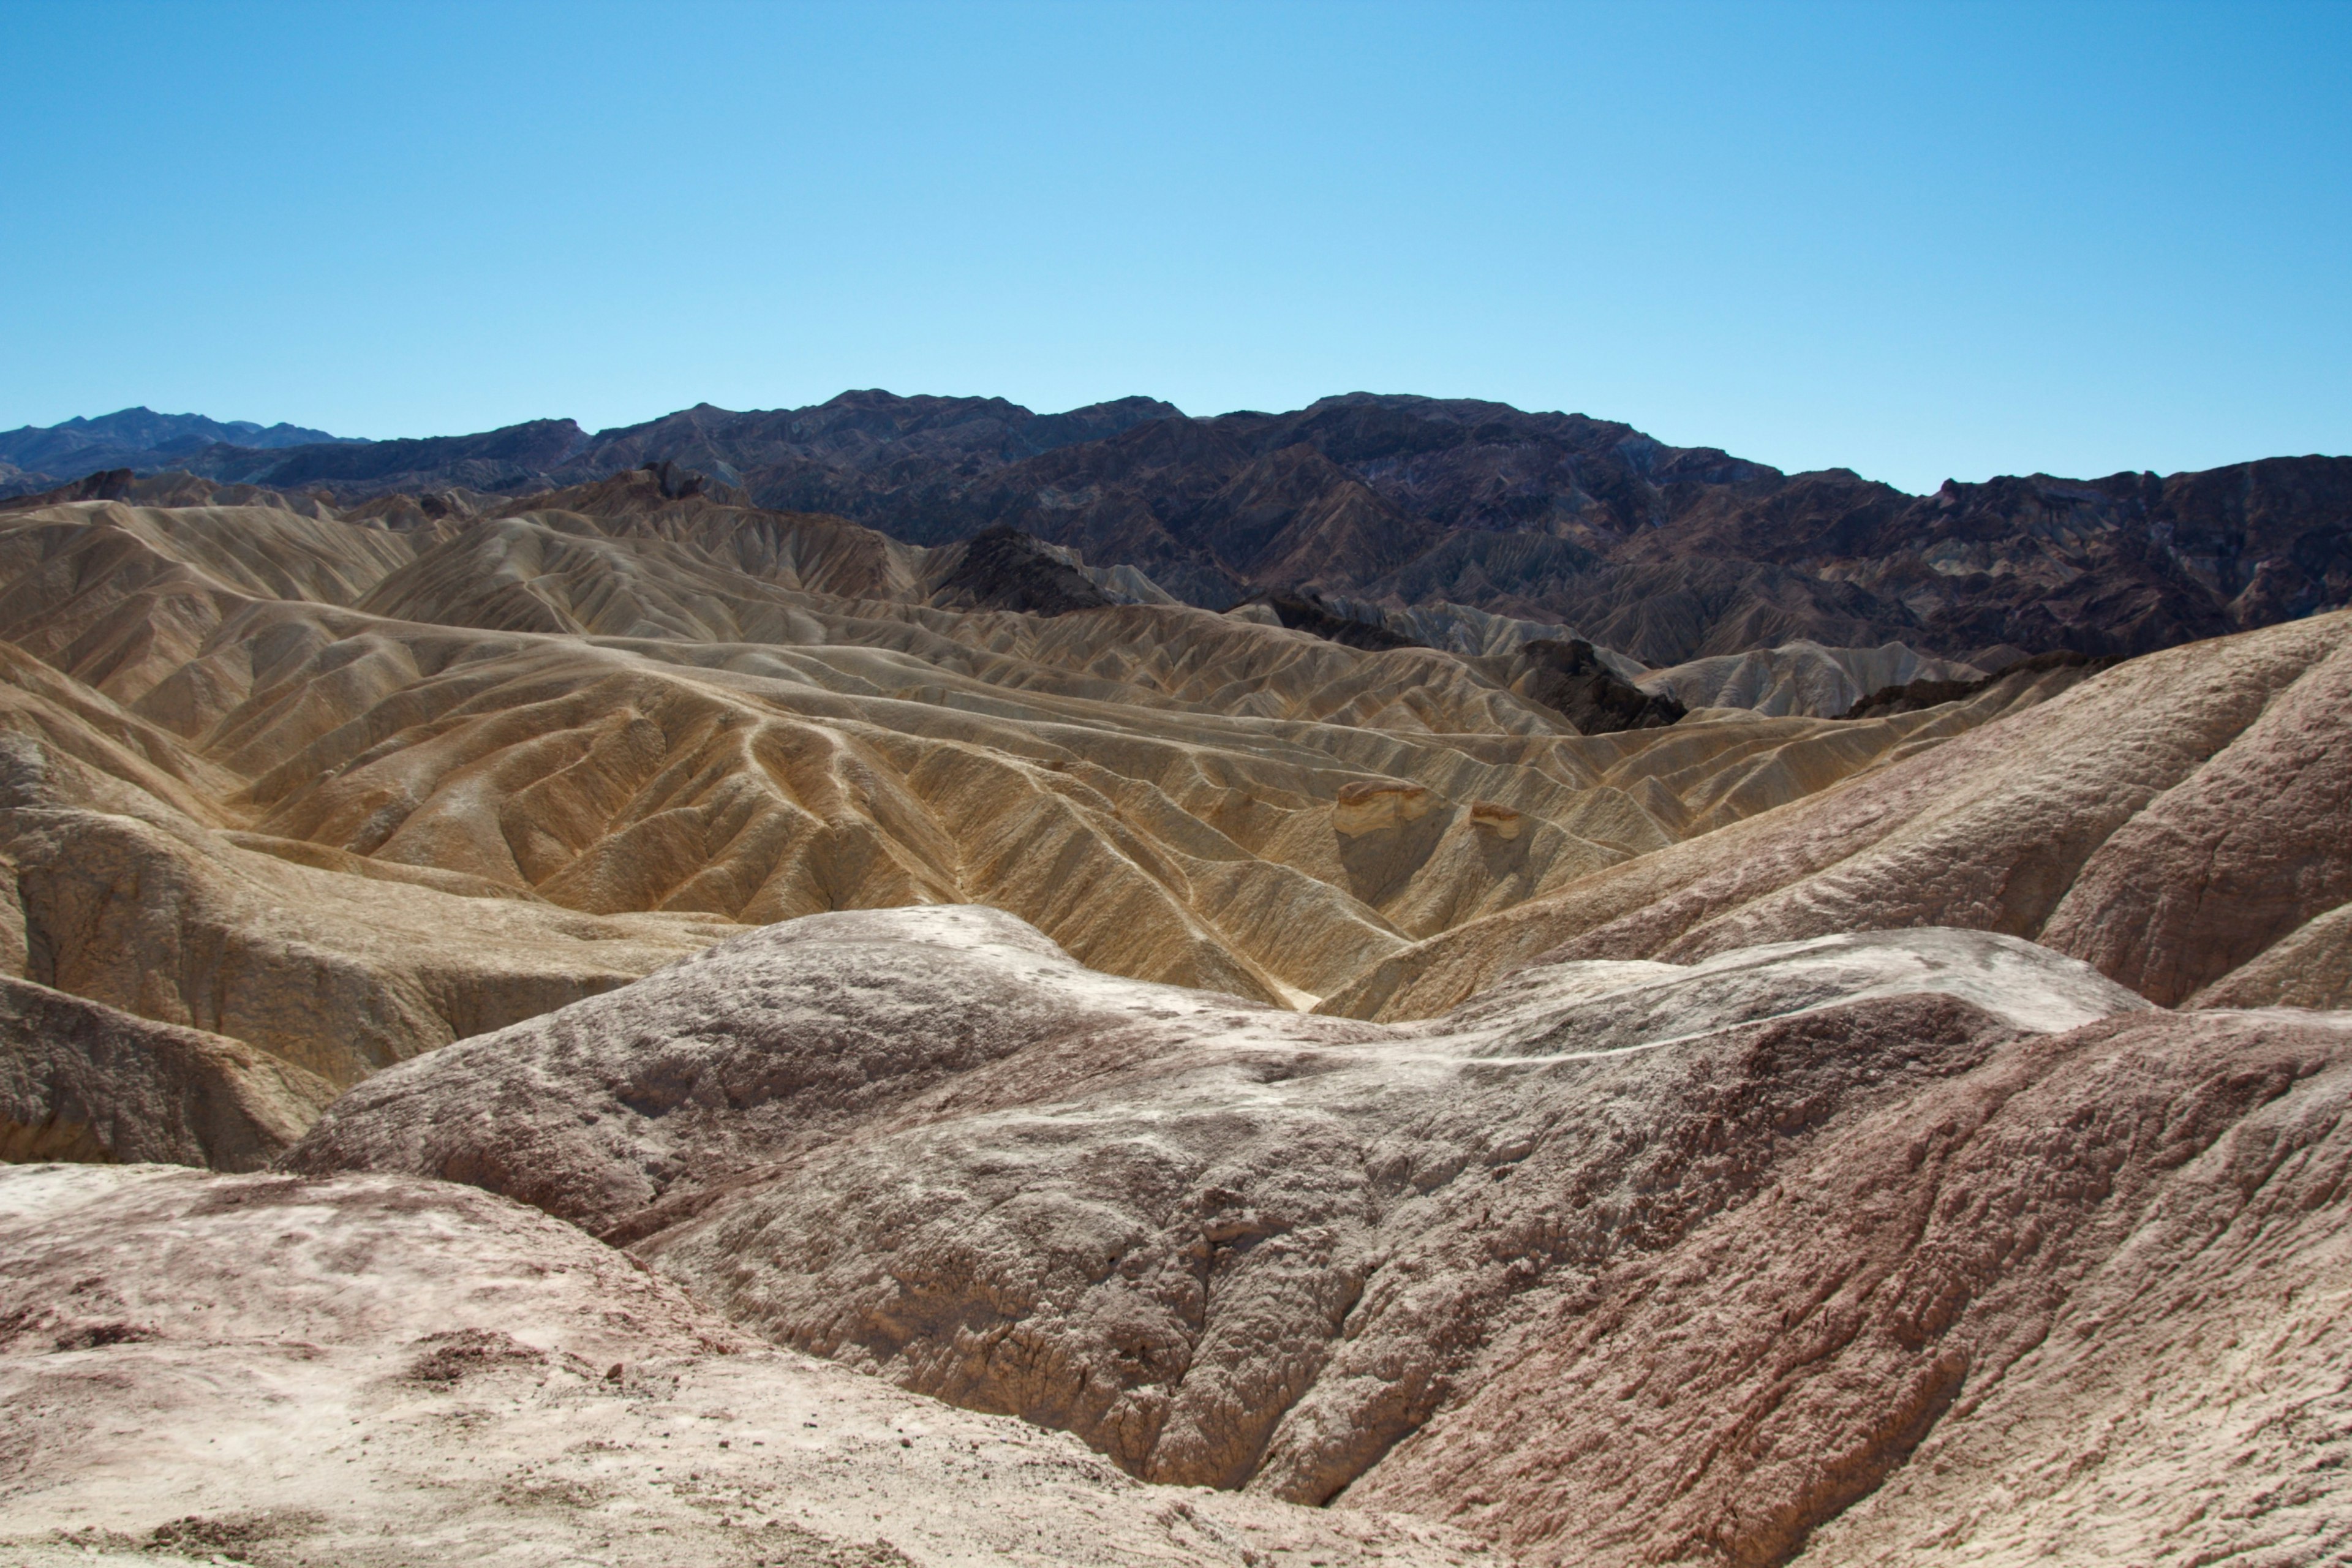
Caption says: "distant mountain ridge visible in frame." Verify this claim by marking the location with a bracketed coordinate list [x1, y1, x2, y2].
[6, 389, 2345, 667]
[0, 406, 355, 478]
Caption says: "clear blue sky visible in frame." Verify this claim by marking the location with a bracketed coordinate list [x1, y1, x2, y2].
[2, 0, 2346, 492]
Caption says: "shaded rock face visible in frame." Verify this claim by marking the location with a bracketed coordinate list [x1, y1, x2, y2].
[635, 456, 739, 503]
[1248, 590, 1428, 651]
[1838, 647, 2115, 720]
[0, 975, 336, 1169]
[1510, 638, 1686, 733]
[929, 526, 1117, 616]
[0, 468, 137, 511]
[296, 905, 2352, 1568]
[0, 1163, 1472, 1568]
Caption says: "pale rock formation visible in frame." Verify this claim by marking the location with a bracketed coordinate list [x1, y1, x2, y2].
[1352, 1006, 2352, 1568]
[1637, 638, 1981, 717]
[1332, 779, 1434, 834]
[0, 1163, 1477, 1567]
[2038, 611, 2352, 1002]
[285, 904, 2352, 1568]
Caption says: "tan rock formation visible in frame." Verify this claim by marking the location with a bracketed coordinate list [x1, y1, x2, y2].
[0, 718, 734, 1088]
[0, 628, 739, 1099]
[0, 490, 2035, 1072]
[1329, 609, 2352, 1020]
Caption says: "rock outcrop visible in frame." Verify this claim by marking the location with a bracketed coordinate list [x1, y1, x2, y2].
[925, 526, 1121, 616]
[0, 976, 336, 1168]
[284, 904, 2352, 1565]
[1506, 637, 1686, 733]
[0, 1163, 1473, 1567]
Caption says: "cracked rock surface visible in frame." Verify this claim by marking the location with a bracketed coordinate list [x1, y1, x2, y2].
[0, 1162, 1482, 1568]
[285, 907, 2352, 1564]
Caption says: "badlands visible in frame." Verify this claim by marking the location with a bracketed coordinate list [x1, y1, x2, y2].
[1, 464, 2350, 1566]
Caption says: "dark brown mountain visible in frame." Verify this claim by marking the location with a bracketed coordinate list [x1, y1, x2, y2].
[1507, 638, 1688, 733]
[928, 525, 1120, 616]
[186, 416, 592, 494]
[579, 390, 1179, 481]
[24, 389, 2350, 666]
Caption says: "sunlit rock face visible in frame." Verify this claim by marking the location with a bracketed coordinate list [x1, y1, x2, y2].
[1329, 608, 2352, 1022]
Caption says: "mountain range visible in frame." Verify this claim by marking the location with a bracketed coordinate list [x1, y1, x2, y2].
[8, 391, 2346, 666]
[0, 407, 352, 480]
[0, 400, 2349, 1566]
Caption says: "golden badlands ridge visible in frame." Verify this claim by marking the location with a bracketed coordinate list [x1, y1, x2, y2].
[1, 474, 2348, 1567]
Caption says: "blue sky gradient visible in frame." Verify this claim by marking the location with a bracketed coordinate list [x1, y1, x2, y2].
[2, 0, 2346, 492]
